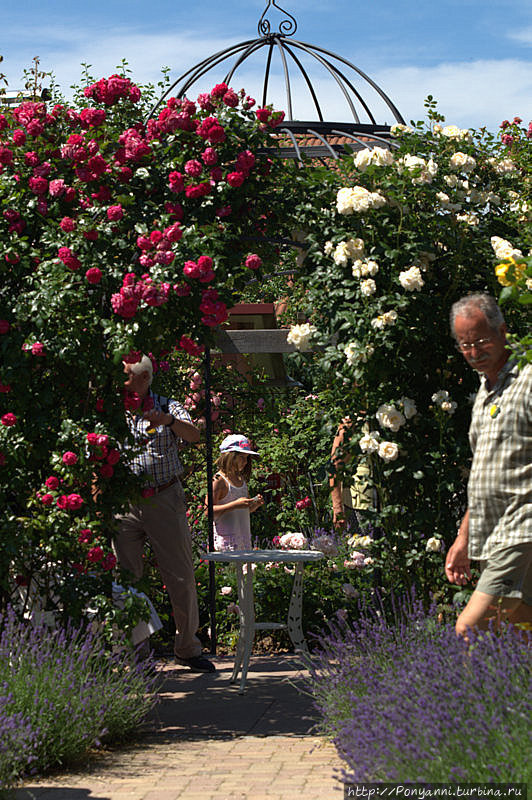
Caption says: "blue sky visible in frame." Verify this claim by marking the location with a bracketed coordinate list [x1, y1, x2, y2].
[2, 0, 531, 130]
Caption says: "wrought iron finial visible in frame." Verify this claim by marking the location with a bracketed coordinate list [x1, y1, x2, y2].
[257, 0, 297, 37]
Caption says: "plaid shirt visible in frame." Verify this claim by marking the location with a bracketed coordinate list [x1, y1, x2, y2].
[467, 360, 532, 560]
[126, 392, 193, 487]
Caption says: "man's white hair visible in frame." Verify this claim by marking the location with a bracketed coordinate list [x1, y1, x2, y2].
[450, 293, 505, 339]
[127, 354, 153, 385]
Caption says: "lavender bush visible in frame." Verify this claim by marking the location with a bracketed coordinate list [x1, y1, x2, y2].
[307, 596, 532, 783]
[0, 607, 157, 791]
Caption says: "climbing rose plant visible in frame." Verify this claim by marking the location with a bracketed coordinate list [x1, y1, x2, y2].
[0, 73, 292, 623]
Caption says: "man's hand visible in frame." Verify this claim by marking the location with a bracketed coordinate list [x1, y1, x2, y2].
[445, 536, 471, 585]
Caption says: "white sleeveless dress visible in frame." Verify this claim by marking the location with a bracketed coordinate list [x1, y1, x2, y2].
[213, 474, 252, 551]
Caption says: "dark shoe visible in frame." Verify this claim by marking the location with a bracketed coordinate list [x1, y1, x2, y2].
[176, 654, 216, 673]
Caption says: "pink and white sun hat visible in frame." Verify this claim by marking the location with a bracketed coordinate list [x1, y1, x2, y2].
[219, 434, 259, 456]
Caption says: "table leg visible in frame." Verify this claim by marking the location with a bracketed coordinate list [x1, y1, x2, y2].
[230, 563, 255, 693]
[286, 563, 307, 652]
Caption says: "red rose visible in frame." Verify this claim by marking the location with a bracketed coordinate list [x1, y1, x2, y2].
[87, 546, 104, 563]
[226, 171, 245, 188]
[1, 413, 16, 426]
[141, 487, 156, 498]
[49, 179, 66, 197]
[106, 448, 121, 465]
[0, 321, 10, 334]
[0, 383, 11, 393]
[13, 129, 26, 145]
[45, 476, 60, 490]
[56, 495, 69, 509]
[62, 451, 78, 465]
[223, 90, 239, 107]
[29, 176, 48, 195]
[99, 463, 114, 478]
[60, 217, 76, 232]
[40, 493, 54, 506]
[86, 432, 100, 445]
[101, 553, 117, 571]
[86, 267, 102, 284]
[66, 493, 84, 511]
[31, 342, 45, 356]
[78, 528, 93, 544]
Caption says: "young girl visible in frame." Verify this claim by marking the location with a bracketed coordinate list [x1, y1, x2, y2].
[209, 435, 264, 551]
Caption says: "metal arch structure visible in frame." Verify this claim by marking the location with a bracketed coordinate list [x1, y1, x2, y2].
[147, 1, 406, 160]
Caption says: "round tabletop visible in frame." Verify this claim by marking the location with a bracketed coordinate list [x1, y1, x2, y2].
[201, 549, 325, 564]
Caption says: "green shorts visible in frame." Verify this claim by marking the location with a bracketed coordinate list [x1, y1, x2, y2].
[476, 543, 532, 606]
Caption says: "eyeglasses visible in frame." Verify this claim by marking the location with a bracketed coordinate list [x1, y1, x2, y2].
[455, 337, 493, 352]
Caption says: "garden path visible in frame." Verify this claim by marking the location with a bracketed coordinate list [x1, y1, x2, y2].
[15, 653, 343, 800]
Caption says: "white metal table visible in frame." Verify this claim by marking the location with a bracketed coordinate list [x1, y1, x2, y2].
[202, 549, 324, 692]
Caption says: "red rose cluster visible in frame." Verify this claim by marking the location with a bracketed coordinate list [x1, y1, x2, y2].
[83, 74, 141, 106]
[111, 272, 171, 318]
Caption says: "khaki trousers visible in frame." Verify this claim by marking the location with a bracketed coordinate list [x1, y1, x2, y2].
[115, 480, 202, 659]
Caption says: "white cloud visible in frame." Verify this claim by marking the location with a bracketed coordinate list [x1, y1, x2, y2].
[507, 26, 532, 45]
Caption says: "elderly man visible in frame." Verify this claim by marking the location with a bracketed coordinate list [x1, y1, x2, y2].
[446, 293, 532, 636]
[115, 354, 215, 672]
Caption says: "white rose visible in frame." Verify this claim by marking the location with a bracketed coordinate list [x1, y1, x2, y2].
[360, 278, 377, 296]
[324, 241, 334, 255]
[426, 537, 442, 552]
[383, 310, 398, 325]
[441, 400, 457, 414]
[287, 323, 316, 352]
[390, 123, 413, 136]
[399, 266, 424, 291]
[444, 174, 460, 188]
[359, 431, 380, 453]
[449, 152, 476, 173]
[490, 235, 523, 260]
[437, 192, 450, 205]
[355, 147, 394, 170]
[354, 148, 372, 171]
[376, 403, 406, 432]
[344, 342, 358, 366]
[400, 396, 417, 419]
[378, 441, 399, 462]
[432, 390, 450, 404]
[333, 241, 351, 266]
[363, 259, 379, 276]
[488, 157, 517, 175]
[220, 586, 232, 596]
[441, 125, 461, 139]
[348, 534, 372, 549]
[346, 238, 365, 259]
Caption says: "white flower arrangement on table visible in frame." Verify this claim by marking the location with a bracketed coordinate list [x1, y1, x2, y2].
[278, 532, 308, 550]
[398, 265, 425, 291]
[286, 322, 316, 352]
[336, 185, 387, 215]
[432, 390, 457, 415]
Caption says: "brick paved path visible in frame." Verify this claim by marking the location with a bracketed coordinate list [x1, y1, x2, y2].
[15, 655, 344, 800]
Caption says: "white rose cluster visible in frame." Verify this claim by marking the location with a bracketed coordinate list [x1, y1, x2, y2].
[347, 534, 373, 549]
[432, 390, 457, 414]
[437, 125, 472, 141]
[398, 266, 425, 291]
[390, 123, 413, 136]
[278, 532, 308, 550]
[456, 212, 479, 226]
[376, 403, 406, 432]
[286, 323, 316, 352]
[354, 146, 394, 171]
[344, 341, 374, 366]
[331, 237, 365, 265]
[449, 152, 476, 173]
[358, 430, 399, 462]
[488, 157, 517, 175]
[337, 185, 387, 215]
[352, 258, 379, 278]
[396, 154, 438, 185]
[490, 236, 523, 261]
[371, 310, 398, 330]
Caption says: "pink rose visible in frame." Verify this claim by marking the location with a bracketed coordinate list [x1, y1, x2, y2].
[184, 159, 202, 177]
[49, 179, 66, 197]
[78, 528, 93, 544]
[13, 129, 26, 146]
[62, 451, 78, 465]
[201, 147, 218, 166]
[1, 413, 17, 426]
[107, 204, 124, 221]
[31, 342, 45, 356]
[245, 254, 262, 270]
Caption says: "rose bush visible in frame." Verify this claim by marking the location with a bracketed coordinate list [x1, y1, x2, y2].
[0, 68, 295, 627]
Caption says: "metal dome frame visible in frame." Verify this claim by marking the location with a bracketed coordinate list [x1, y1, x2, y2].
[147, 0, 406, 160]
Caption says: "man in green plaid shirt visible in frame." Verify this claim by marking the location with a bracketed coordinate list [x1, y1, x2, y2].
[446, 293, 532, 636]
